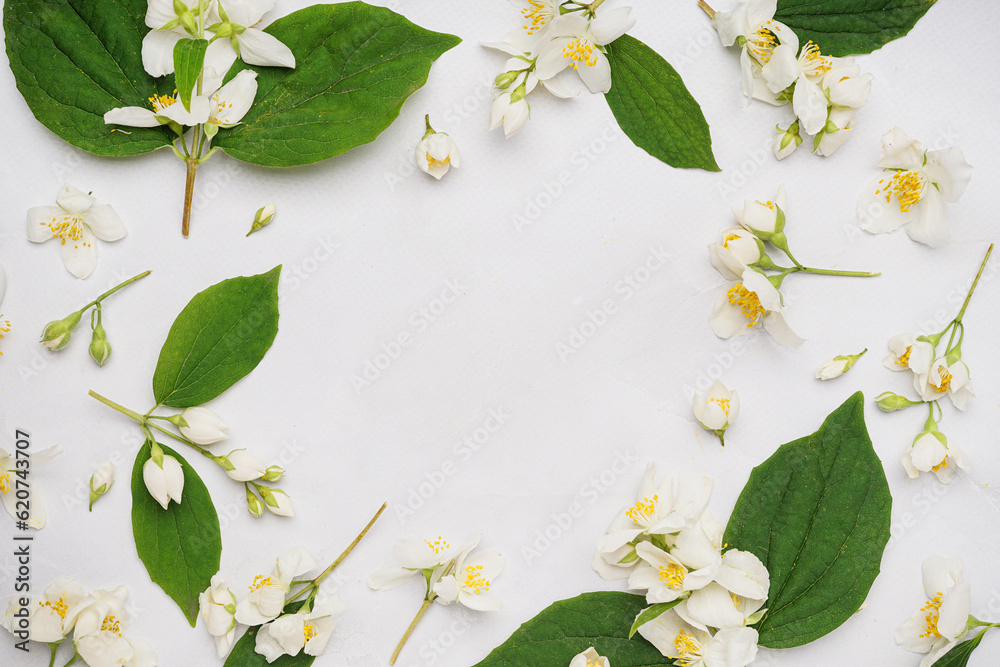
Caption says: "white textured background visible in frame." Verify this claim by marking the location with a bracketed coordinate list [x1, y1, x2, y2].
[2, 0, 1000, 665]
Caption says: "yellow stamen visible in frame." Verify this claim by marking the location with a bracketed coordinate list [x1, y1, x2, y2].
[304, 623, 317, 643]
[101, 614, 122, 636]
[799, 41, 832, 75]
[426, 152, 451, 168]
[463, 564, 490, 594]
[39, 596, 70, 619]
[932, 366, 953, 393]
[658, 562, 686, 589]
[932, 458, 948, 472]
[727, 284, 765, 327]
[0, 318, 9, 356]
[424, 536, 450, 554]
[875, 171, 924, 213]
[249, 575, 274, 592]
[44, 214, 91, 247]
[625, 495, 658, 524]
[521, 0, 553, 35]
[919, 594, 943, 638]
[746, 26, 778, 63]
[148, 91, 178, 114]
[896, 345, 912, 367]
[561, 38, 598, 70]
[722, 233, 740, 249]
[673, 630, 703, 666]
[709, 397, 731, 417]
[0, 471, 9, 495]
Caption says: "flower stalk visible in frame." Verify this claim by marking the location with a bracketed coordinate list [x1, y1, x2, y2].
[390, 559, 456, 665]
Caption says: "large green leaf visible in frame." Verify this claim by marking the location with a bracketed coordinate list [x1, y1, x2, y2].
[934, 629, 991, 667]
[474, 592, 675, 666]
[132, 441, 221, 626]
[152, 266, 281, 408]
[775, 0, 937, 56]
[4, 0, 175, 154]
[213, 2, 461, 167]
[604, 35, 719, 172]
[723, 392, 891, 648]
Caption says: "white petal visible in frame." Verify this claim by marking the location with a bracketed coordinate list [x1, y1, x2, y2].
[27, 206, 64, 243]
[368, 567, 418, 590]
[704, 627, 759, 665]
[923, 147, 973, 203]
[202, 39, 240, 92]
[237, 29, 296, 68]
[253, 623, 288, 663]
[162, 455, 185, 504]
[717, 549, 770, 600]
[588, 7, 636, 45]
[763, 311, 803, 347]
[904, 188, 951, 247]
[104, 106, 163, 128]
[741, 269, 782, 312]
[762, 43, 800, 93]
[792, 76, 828, 136]
[937, 582, 971, 640]
[158, 95, 211, 126]
[210, 70, 259, 127]
[576, 51, 613, 94]
[142, 29, 183, 77]
[922, 555, 962, 598]
[56, 184, 95, 213]
[858, 175, 910, 233]
[60, 226, 99, 279]
[878, 127, 924, 170]
[684, 583, 746, 629]
[276, 546, 317, 584]
[83, 205, 126, 242]
[535, 37, 573, 80]
[540, 68, 581, 98]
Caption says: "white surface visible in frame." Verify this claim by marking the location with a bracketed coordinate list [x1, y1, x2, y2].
[2, 1, 1000, 665]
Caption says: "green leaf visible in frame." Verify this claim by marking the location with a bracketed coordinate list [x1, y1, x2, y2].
[174, 38, 209, 112]
[775, 0, 937, 56]
[933, 629, 991, 667]
[223, 600, 313, 667]
[131, 441, 221, 626]
[152, 266, 281, 408]
[723, 392, 891, 648]
[474, 592, 675, 666]
[629, 600, 681, 638]
[4, 0, 175, 155]
[604, 35, 719, 172]
[213, 2, 460, 167]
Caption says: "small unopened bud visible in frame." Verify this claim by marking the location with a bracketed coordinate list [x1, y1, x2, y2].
[177, 407, 229, 445]
[221, 449, 266, 482]
[247, 204, 276, 237]
[89, 461, 114, 511]
[494, 70, 520, 90]
[816, 349, 866, 380]
[259, 487, 294, 516]
[874, 391, 922, 412]
[246, 486, 264, 518]
[262, 465, 284, 482]
[89, 320, 112, 367]
[41, 309, 84, 351]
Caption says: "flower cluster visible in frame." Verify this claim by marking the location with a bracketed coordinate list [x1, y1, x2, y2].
[0, 443, 62, 530]
[708, 185, 878, 347]
[485, 0, 636, 137]
[39, 269, 150, 366]
[27, 185, 127, 280]
[708, 0, 872, 159]
[894, 555, 1000, 666]
[139, 407, 290, 516]
[594, 465, 767, 666]
[370, 531, 504, 662]
[200, 547, 343, 662]
[857, 128, 972, 247]
[875, 245, 991, 484]
[2, 579, 157, 666]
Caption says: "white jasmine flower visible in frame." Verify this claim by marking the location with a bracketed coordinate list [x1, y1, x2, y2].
[913, 358, 974, 410]
[490, 88, 532, 138]
[593, 466, 713, 580]
[628, 538, 719, 604]
[816, 349, 867, 380]
[895, 555, 971, 663]
[255, 596, 345, 663]
[222, 450, 268, 482]
[432, 535, 504, 611]
[179, 407, 230, 445]
[142, 453, 185, 510]
[74, 586, 158, 667]
[261, 488, 294, 516]
[199, 575, 238, 658]
[710, 269, 802, 347]
[884, 333, 935, 374]
[570, 647, 609, 667]
[637, 609, 758, 667]
[902, 431, 969, 484]
[733, 185, 786, 236]
[89, 461, 114, 511]
[105, 89, 211, 128]
[692, 380, 739, 445]
[415, 124, 461, 180]
[534, 8, 636, 94]
[709, 228, 762, 280]
[711, 0, 799, 102]
[235, 547, 316, 625]
[823, 60, 872, 110]
[1, 577, 90, 642]
[0, 444, 63, 529]
[27, 185, 127, 279]
[858, 128, 973, 247]
[369, 535, 459, 590]
[788, 42, 835, 136]
[813, 107, 857, 157]
[209, 0, 296, 68]
[676, 582, 766, 632]
[204, 70, 259, 136]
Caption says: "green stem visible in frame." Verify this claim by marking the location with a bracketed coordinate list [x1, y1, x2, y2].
[85, 271, 152, 309]
[87, 391, 216, 460]
[587, 0, 607, 15]
[697, 0, 716, 17]
[954, 243, 994, 324]
[48, 642, 60, 667]
[797, 266, 880, 278]
[87, 390, 145, 423]
[182, 154, 198, 238]
[390, 599, 434, 665]
[314, 502, 387, 587]
[60, 653, 80, 667]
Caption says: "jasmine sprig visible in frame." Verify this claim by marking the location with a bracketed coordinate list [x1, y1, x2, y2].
[391, 559, 457, 665]
[40, 270, 151, 362]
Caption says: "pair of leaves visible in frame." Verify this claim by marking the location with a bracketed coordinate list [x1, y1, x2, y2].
[480, 394, 890, 660]
[4, 0, 459, 166]
[934, 628, 992, 667]
[776, 0, 937, 56]
[133, 268, 282, 623]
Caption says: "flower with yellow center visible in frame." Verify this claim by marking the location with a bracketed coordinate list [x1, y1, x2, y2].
[709, 227, 763, 281]
[896, 555, 971, 661]
[903, 430, 969, 485]
[710, 269, 802, 347]
[432, 534, 504, 611]
[1, 577, 89, 642]
[200, 574, 238, 658]
[711, 0, 800, 101]
[569, 647, 610, 667]
[913, 357, 974, 411]
[235, 547, 317, 626]
[414, 116, 461, 180]
[692, 380, 740, 447]
[513, 0, 560, 36]
[254, 595, 345, 662]
[0, 444, 62, 529]
[884, 333, 935, 376]
[628, 531, 721, 605]
[368, 534, 462, 591]
[535, 7, 636, 94]
[637, 609, 759, 667]
[27, 185, 127, 279]
[859, 128, 973, 247]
